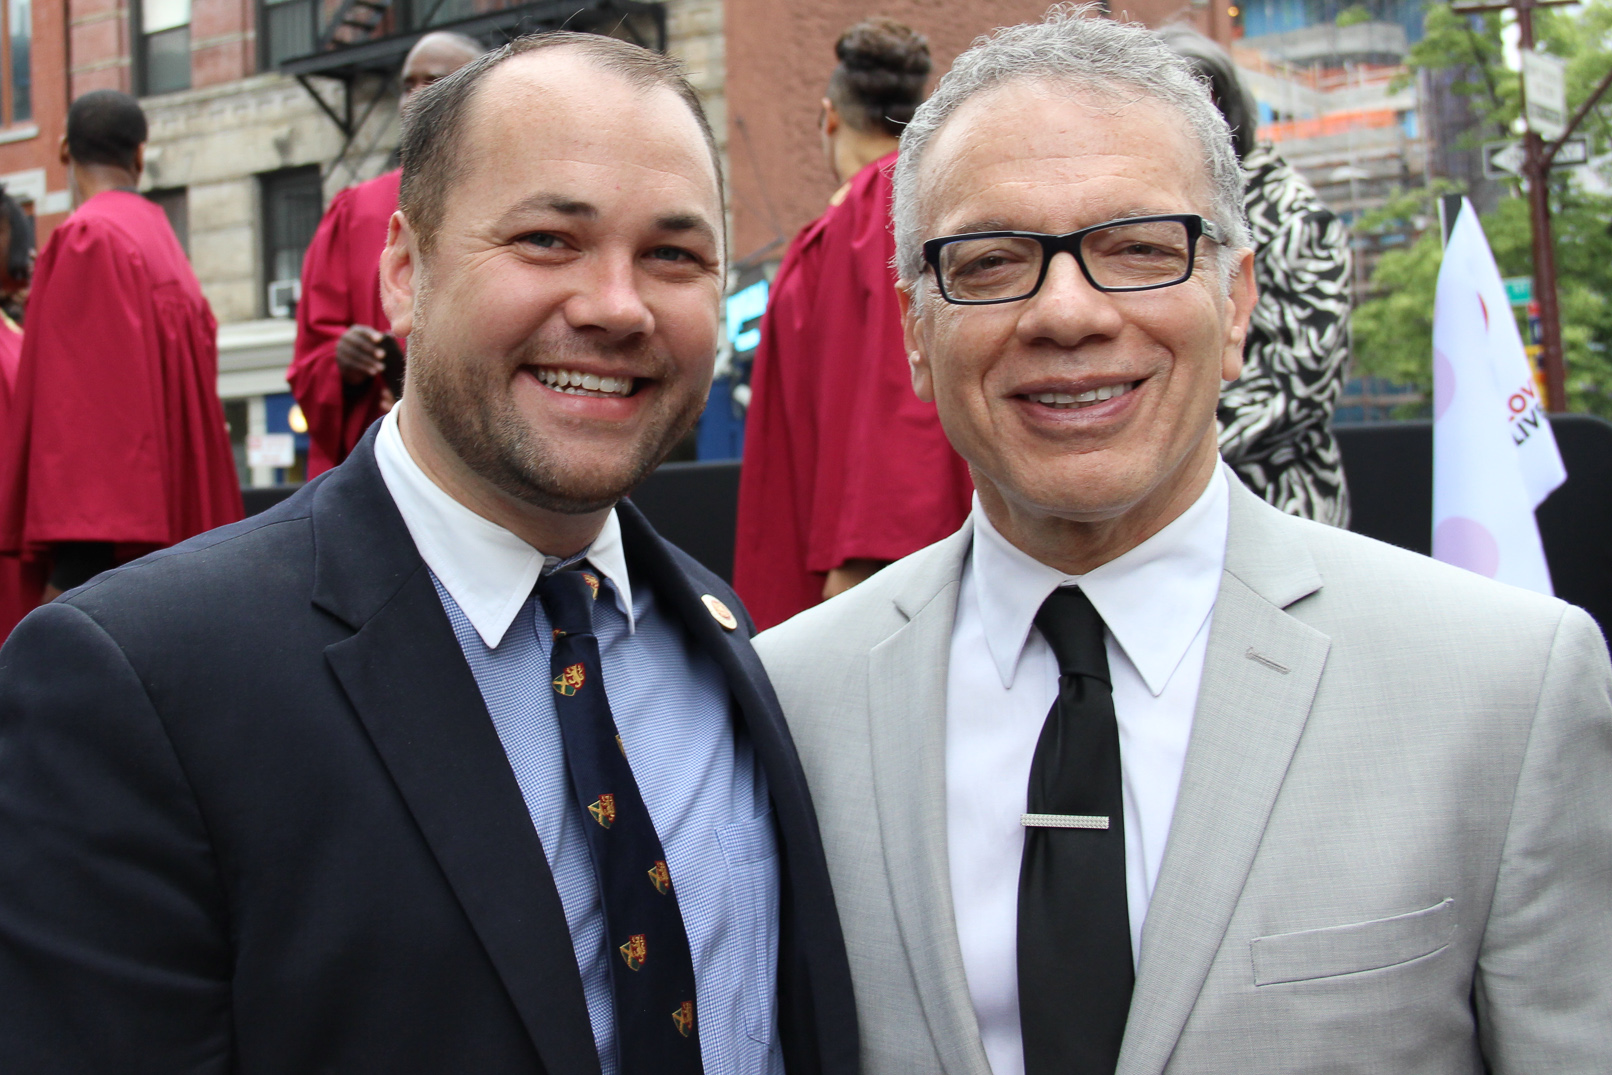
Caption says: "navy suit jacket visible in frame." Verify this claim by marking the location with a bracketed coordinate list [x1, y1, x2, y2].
[0, 432, 859, 1075]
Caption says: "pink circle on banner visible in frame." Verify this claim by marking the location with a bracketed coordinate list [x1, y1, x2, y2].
[1433, 349, 1455, 422]
[1435, 516, 1500, 578]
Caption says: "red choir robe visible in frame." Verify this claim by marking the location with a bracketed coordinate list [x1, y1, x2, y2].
[0, 190, 243, 570]
[288, 168, 400, 477]
[0, 311, 42, 639]
[733, 152, 973, 631]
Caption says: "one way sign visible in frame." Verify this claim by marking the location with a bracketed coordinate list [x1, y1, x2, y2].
[1484, 137, 1590, 179]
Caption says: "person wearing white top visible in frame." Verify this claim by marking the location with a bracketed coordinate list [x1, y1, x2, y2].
[755, 11, 1612, 1075]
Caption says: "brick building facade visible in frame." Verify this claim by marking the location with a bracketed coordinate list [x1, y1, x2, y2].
[0, 0, 1219, 483]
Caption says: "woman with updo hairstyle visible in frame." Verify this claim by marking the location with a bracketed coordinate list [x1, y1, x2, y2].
[735, 18, 974, 630]
[820, 17, 931, 182]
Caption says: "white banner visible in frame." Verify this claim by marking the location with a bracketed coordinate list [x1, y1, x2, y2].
[1431, 199, 1565, 594]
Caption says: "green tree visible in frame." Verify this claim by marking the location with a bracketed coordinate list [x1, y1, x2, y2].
[1353, 0, 1612, 415]
[1352, 189, 1612, 415]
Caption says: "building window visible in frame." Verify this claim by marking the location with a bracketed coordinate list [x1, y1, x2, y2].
[260, 166, 322, 318]
[262, 0, 316, 69]
[7, 0, 28, 123]
[146, 187, 188, 256]
[139, 0, 191, 95]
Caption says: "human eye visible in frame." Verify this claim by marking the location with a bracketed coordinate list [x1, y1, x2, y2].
[951, 242, 1032, 279]
[519, 232, 565, 250]
[642, 244, 712, 280]
[1084, 223, 1191, 285]
[941, 236, 1038, 301]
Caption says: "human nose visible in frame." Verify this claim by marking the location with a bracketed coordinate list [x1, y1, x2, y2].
[562, 251, 655, 340]
[1014, 250, 1125, 347]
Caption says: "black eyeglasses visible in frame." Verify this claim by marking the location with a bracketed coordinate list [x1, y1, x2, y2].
[920, 214, 1223, 306]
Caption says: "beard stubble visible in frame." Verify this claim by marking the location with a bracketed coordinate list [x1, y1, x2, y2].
[407, 308, 708, 515]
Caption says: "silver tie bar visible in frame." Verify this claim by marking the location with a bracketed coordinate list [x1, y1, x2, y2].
[1020, 813, 1110, 830]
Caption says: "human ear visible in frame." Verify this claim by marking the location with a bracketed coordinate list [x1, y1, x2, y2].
[820, 98, 840, 138]
[379, 210, 420, 339]
[1220, 249, 1257, 382]
[898, 282, 935, 403]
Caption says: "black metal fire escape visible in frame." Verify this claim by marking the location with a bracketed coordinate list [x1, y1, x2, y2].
[269, 0, 667, 166]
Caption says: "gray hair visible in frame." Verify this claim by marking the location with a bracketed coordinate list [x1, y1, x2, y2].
[891, 5, 1250, 295]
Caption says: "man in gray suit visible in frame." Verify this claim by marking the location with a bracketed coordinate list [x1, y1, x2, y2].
[754, 10, 1612, 1075]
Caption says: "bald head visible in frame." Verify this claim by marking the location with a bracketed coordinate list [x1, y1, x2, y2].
[401, 31, 486, 107]
[398, 31, 721, 256]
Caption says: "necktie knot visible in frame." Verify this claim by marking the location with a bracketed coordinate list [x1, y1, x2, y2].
[537, 567, 599, 638]
[1034, 586, 1110, 685]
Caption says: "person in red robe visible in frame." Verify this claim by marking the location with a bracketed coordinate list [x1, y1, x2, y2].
[734, 19, 972, 631]
[0, 90, 242, 602]
[0, 309, 42, 638]
[0, 184, 40, 638]
[289, 31, 484, 476]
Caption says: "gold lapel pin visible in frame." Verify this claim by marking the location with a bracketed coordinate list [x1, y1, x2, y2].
[701, 594, 739, 631]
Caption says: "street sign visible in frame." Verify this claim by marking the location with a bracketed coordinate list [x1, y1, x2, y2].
[1485, 140, 1526, 178]
[1523, 48, 1568, 140]
[1551, 136, 1592, 166]
[1504, 276, 1533, 306]
[1483, 136, 1590, 178]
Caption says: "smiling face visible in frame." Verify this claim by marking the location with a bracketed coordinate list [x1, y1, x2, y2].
[902, 81, 1255, 563]
[382, 49, 724, 517]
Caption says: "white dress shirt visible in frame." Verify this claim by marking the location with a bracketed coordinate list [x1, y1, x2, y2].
[374, 406, 783, 1075]
[373, 405, 634, 646]
[946, 466, 1230, 1075]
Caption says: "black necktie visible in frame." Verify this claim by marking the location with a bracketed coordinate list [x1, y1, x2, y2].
[1017, 585, 1133, 1075]
[536, 567, 704, 1075]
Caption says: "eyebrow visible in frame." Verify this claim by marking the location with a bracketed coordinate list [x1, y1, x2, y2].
[941, 207, 1188, 237]
[500, 193, 599, 222]
[652, 212, 719, 247]
[945, 219, 1014, 236]
[496, 195, 717, 247]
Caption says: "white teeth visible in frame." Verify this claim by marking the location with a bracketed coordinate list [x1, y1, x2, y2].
[1030, 381, 1136, 408]
[536, 367, 634, 397]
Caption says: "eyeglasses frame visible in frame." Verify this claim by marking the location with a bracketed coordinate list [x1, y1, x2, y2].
[919, 213, 1224, 306]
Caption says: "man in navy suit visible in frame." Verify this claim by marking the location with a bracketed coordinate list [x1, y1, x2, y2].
[0, 32, 858, 1075]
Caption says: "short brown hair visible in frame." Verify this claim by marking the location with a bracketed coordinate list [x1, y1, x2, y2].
[398, 31, 723, 254]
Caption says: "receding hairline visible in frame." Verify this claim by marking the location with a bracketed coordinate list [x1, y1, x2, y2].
[455, 46, 720, 183]
[398, 31, 725, 257]
[910, 78, 1214, 237]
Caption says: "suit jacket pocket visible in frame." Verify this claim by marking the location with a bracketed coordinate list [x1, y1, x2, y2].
[1250, 898, 1455, 986]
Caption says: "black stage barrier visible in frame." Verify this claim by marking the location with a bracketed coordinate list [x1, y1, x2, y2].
[1336, 414, 1612, 639]
[244, 414, 1610, 636]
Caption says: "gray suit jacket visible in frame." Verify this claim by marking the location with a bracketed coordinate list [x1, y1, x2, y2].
[755, 478, 1612, 1075]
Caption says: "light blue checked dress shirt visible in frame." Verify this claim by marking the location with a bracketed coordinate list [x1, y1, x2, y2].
[375, 409, 783, 1075]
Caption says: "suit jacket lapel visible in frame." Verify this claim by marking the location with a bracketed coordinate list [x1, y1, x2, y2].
[615, 500, 860, 1075]
[312, 435, 600, 1075]
[1119, 482, 1331, 1075]
[867, 525, 993, 1075]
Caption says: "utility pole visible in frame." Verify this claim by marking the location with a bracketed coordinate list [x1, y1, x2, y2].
[1449, 0, 1610, 412]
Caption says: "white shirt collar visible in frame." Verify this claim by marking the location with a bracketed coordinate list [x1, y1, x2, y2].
[970, 464, 1230, 696]
[373, 405, 635, 649]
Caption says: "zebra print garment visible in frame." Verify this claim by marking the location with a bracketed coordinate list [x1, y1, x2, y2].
[1218, 144, 1353, 528]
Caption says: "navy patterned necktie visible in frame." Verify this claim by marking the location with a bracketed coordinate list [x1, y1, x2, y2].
[1018, 585, 1133, 1075]
[536, 566, 704, 1075]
